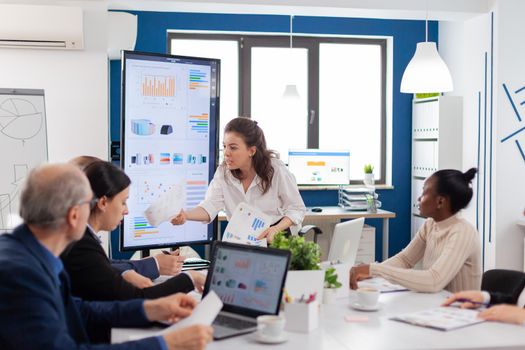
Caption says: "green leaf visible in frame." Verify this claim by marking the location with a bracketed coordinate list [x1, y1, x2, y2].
[324, 266, 342, 289]
[270, 232, 321, 271]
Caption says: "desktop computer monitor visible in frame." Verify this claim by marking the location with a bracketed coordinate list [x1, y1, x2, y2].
[120, 50, 220, 251]
[287, 149, 350, 185]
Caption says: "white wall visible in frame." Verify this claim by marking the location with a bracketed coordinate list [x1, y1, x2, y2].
[0, 1, 109, 162]
[492, 0, 525, 270]
[440, 0, 525, 271]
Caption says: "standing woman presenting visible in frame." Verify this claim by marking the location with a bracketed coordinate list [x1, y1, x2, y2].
[171, 117, 306, 242]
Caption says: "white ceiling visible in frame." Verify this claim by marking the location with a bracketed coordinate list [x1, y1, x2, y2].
[107, 0, 491, 21]
[0, 0, 492, 21]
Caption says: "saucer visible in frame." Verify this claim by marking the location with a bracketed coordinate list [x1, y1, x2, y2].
[350, 301, 381, 311]
[253, 331, 289, 344]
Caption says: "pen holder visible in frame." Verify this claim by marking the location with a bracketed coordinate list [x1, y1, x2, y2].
[284, 300, 319, 333]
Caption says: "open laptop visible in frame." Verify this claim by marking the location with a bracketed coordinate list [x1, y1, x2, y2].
[327, 217, 365, 264]
[203, 241, 291, 340]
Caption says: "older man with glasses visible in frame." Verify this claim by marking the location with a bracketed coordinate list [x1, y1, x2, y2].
[0, 163, 213, 350]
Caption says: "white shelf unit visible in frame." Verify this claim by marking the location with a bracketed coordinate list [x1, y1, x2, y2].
[411, 96, 463, 238]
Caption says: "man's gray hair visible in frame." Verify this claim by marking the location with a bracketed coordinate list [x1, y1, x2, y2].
[19, 164, 90, 230]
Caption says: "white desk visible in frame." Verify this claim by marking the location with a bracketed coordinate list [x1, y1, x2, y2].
[218, 207, 396, 260]
[112, 290, 525, 350]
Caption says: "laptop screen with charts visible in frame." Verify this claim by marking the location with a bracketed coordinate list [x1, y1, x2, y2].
[203, 241, 291, 339]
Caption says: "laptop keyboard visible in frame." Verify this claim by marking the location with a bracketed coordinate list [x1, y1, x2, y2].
[214, 314, 257, 330]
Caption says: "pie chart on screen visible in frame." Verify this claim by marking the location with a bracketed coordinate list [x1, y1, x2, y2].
[0, 98, 43, 140]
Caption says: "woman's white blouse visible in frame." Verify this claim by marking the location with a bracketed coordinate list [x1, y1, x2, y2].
[198, 158, 306, 227]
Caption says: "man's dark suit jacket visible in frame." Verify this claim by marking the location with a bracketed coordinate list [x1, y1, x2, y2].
[111, 256, 159, 280]
[0, 224, 161, 350]
[61, 228, 194, 301]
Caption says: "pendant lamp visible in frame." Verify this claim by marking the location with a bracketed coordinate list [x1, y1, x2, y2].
[400, 2, 453, 93]
[282, 15, 301, 100]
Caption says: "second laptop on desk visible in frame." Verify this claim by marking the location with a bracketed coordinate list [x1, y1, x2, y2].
[203, 241, 291, 340]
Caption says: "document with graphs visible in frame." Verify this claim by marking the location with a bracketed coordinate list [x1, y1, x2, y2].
[222, 202, 270, 247]
[391, 307, 485, 331]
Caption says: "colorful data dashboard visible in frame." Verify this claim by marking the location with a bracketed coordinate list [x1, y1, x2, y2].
[121, 51, 219, 250]
[288, 149, 350, 185]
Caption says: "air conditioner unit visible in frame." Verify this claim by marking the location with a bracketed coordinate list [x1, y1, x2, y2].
[0, 4, 83, 50]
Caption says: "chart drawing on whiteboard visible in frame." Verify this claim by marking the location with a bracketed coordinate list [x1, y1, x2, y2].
[0, 89, 48, 233]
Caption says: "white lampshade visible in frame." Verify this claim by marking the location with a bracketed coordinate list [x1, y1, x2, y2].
[400, 42, 453, 93]
[282, 84, 301, 99]
[107, 12, 138, 60]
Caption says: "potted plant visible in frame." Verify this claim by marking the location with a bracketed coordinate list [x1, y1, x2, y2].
[363, 164, 375, 187]
[270, 232, 324, 302]
[323, 267, 342, 304]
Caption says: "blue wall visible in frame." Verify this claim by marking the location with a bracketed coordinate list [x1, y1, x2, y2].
[109, 11, 438, 260]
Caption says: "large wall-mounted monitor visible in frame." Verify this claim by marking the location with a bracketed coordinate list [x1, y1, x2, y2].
[120, 51, 220, 251]
[287, 149, 350, 185]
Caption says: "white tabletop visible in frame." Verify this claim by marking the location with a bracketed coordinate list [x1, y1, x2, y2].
[113, 290, 525, 350]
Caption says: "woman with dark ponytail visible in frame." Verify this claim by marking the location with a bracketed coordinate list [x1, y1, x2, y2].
[350, 168, 481, 293]
[171, 117, 306, 242]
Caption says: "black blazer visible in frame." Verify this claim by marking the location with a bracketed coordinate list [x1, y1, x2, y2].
[61, 228, 194, 302]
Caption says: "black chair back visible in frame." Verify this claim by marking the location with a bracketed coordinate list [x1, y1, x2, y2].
[481, 269, 525, 305]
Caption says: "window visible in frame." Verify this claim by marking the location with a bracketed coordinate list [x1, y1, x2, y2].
[319, 43, 383, 180]
[170, 38, 239, 149]
[169, 33, 386, 183]
[251, 47, 308, 162]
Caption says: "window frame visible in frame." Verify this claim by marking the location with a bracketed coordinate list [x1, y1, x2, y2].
[168, 32, 387, 184]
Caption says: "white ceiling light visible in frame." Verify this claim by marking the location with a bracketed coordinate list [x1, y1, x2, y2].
[282, 15, 301, 100]
[400, 1, 453, 93]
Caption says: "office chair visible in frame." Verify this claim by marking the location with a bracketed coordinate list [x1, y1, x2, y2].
[481, 269, 525, 305]
[297, 225, 323, 243]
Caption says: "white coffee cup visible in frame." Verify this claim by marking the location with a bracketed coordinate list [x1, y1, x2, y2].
[257, 315, 285, 339]
[356, 287, 380, 308]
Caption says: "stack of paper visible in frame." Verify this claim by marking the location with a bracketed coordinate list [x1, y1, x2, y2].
[182, 257, 210, 271]
[339, 187, 381, 211]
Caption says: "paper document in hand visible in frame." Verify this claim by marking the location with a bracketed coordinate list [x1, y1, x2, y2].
[160, 290, 223, 334]
[144, 183, 185, 227]
[358, 277, 409, 293]
[222, 202, 270, 247]
[390, 307, 485, 331]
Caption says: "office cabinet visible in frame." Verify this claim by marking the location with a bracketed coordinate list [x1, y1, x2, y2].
[411, 96, 463, 238]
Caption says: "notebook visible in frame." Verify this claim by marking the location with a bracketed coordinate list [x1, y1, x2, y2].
[390, 307, 485, 331]
[203, 241, 291, 339]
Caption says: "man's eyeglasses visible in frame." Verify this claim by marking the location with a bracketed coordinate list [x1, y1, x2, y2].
[77, 198, 98, 210]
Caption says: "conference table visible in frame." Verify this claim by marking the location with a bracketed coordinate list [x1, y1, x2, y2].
[112, 289, 525, 350]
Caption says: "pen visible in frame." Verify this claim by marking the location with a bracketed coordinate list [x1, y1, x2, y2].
[161, 250, 171, 255]
[452, 298, 489, 306]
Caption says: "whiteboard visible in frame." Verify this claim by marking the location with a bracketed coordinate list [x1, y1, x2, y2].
[0, 89, 48, 233]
